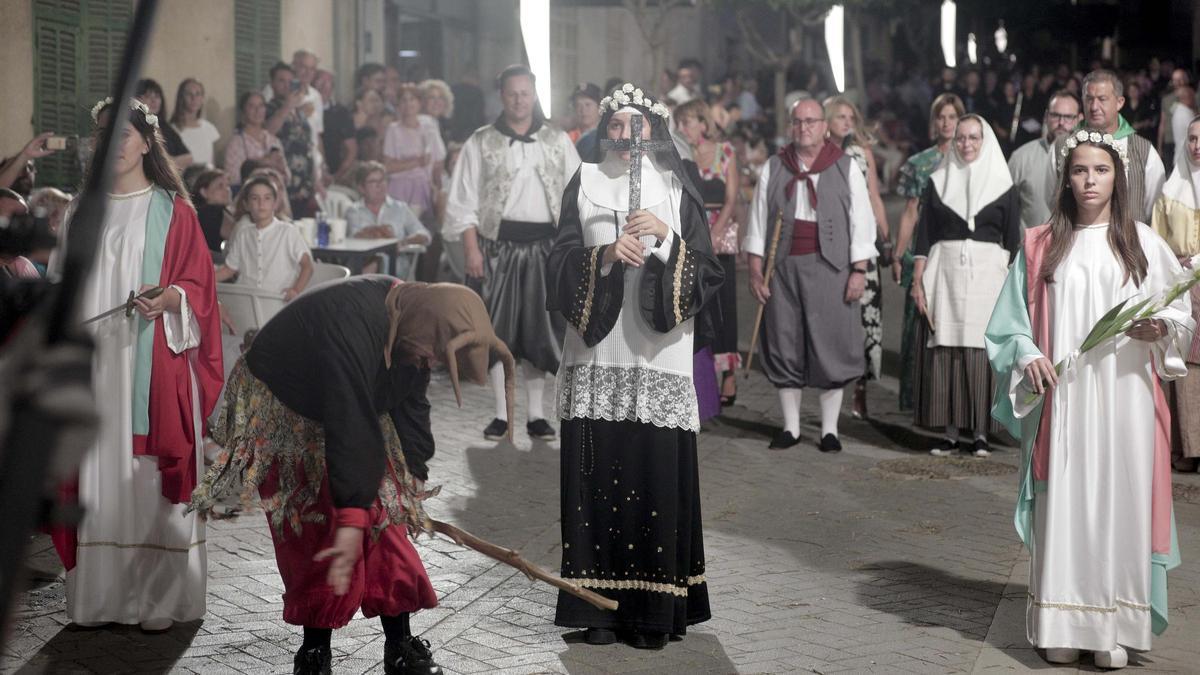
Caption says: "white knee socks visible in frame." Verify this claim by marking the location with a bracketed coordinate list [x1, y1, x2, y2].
[779, 388, 802, 436]
[819, 388, 843, 437]
[490, 362, 507, 421]
[523, 362, 547, 422]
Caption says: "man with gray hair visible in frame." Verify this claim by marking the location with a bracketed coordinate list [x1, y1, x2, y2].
[1008, 90, 1082, 228]
[742, 98, 876, 451]
[1073, 69, 1165, 222]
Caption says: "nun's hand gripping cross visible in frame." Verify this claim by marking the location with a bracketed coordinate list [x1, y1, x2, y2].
[598, 115, 673, 211]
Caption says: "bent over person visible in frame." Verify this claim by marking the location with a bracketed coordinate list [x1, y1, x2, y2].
[547, 83, 723, 650]
[191, 277, 515, 675]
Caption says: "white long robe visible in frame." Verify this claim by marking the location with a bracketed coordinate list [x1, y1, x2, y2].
[67, 186, 207, 625]
[1010, 223, 1192, 651]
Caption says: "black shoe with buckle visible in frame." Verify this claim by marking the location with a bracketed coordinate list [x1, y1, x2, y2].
[384, 636, 443, 675]
[526, 418, 556, 440]
[769, 430, 801, 450]
[482, 418, 508, 440]
[818, 433, 842, 453]
[293, 646, 332, 675]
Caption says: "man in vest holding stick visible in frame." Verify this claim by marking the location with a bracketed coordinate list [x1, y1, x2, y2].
[743, 98, 878, 451]
[444, 64, 581, 441]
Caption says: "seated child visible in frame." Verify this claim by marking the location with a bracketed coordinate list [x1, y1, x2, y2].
[216, 176, 312, 301]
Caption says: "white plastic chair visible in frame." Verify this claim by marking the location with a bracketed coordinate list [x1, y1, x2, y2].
[317, 189, 356, 220]
[216, 283, 287, 335]
[309, 261, 352, 285]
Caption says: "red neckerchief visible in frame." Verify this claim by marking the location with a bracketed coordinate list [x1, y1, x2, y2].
[778, 141, 844, 208]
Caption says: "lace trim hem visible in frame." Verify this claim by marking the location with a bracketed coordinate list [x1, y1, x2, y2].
[569, 574, 707, 598]
[556, 364, 699, 432]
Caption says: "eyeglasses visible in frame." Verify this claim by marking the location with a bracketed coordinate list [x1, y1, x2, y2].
[1047, 113, 1080, 123]
[791, 118, 824, 128]
[955, 135, 983, 144]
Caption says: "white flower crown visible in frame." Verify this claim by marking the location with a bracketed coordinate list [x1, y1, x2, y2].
[599, 83, 670, 119]
[90, 96, 159, 128]
[1059, 129, 1127, 170]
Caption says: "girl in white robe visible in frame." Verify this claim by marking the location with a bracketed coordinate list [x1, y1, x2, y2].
[987, 131, 1193, 669]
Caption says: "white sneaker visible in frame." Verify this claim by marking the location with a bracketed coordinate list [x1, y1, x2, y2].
[1094, 646, 1128, 669]
[973, 447, 991, 458]
[1044, 648, 1079, 664]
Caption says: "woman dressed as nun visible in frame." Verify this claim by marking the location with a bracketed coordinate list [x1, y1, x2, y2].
[547, 83, 723, 650]
[910, 113, 1021, 457]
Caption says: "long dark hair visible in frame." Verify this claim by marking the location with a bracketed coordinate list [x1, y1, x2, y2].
[170, 78, 203, 128]
[135, 78, 169, 122]
[1039, 134, 1147, 286]
[236, 91, 266, 131]
[93, 100, 190, 204]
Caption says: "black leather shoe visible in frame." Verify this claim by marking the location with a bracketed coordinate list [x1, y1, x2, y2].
[293, 646, 331, 675]
[818, 434, 842, 453]
[624, 631, 668, 650]
[482, 418, 508, 440]
[769, 430, 801, 449]
[584, 627, 617, 645]
[384, 636, 443, 675]
[526, 418, 556, 440]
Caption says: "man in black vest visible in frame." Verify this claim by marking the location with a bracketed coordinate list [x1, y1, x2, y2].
[743, 99, 877, 451]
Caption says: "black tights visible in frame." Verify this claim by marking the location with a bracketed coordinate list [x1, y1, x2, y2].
[302, 613, 412, 650]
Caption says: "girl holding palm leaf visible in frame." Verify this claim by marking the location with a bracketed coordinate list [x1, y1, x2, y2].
[986, 130, 1194, 668]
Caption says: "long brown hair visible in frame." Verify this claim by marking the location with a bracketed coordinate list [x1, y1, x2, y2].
[1039, 135, 1147, 286]
[170, 78, 203, 128]
[92, 101, 190, 203]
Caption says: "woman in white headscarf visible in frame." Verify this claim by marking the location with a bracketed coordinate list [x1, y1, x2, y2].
[911, 114, 1022, 457]
[1151, 113, 1200, 470]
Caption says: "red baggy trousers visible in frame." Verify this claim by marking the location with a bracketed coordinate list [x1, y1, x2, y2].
[262, 470, 438, 628]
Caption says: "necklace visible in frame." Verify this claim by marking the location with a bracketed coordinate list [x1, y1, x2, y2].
[108, 184, 153, 200]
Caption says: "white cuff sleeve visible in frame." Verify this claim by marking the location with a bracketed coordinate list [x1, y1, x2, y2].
[649, 227, 675, 264]
[1009, 351, 1047, 419]
[162, 285, 201, 353]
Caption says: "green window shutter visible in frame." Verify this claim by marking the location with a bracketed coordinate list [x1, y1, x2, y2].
[235, 0, 281, 98]
[31, 0, 130, 189]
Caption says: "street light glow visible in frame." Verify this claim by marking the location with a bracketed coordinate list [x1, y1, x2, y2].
[825, 5, 845, 93]
[967, 32, 977, 65]
[941, 0, 956, 68]
[520, 0, 552, 117]
[994, 23, 1008, 54]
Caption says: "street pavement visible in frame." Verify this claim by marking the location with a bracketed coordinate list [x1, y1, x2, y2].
[7, 199, 1200, 674]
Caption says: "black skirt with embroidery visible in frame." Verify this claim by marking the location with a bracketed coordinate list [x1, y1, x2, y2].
[555, 417, 710, 634]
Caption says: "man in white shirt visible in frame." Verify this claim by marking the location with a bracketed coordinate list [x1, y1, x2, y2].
[742, 98, 877, 451]
[444, 65, 581, 441]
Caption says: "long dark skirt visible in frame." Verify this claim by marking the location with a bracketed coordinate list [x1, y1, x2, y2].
[912, 325, 1003, 435]
[479, 237, 566, 374]
[556, 418, 711, 635]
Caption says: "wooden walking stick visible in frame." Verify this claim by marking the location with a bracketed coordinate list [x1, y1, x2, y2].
[744, 212, 784, 375]
[426, 519, 619, 612]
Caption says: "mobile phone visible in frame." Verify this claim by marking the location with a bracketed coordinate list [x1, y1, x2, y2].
[45, 135, 70, 151]
[289, 79, 302, 92]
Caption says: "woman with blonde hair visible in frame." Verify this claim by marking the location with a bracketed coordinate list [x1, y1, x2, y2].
[825, 95, 892, 418]
[419, 78, 454, 143]
[894, 93, 964, 411]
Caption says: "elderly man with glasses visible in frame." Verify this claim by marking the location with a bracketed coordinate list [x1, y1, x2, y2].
[1007, 89, 1083, 229]
[742, 98, 877, 451]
